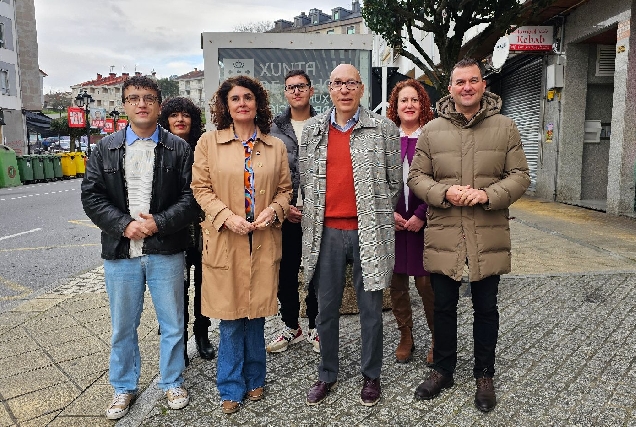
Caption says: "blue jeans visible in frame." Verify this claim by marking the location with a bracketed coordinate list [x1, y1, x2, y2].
[217, 317, 266, 402]
[104, 253, 185, 393]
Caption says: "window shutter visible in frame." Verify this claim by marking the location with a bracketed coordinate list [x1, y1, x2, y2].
[596, 45, 616, 77]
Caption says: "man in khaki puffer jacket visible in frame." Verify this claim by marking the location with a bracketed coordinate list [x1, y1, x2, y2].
[408, 58, 530, 413]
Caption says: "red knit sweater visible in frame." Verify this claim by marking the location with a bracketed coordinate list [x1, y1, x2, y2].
[324, 125, 358, 230]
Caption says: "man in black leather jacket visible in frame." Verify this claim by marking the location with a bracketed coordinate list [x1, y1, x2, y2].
[81, 75, 197, 420]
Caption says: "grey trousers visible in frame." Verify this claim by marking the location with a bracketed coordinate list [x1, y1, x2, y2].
[313, 227, 384, 383]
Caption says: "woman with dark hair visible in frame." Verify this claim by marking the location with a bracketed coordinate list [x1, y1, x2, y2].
[386, 79, 435, 365]
[159, 97, 215, 365]
[191, 75, 291, 414]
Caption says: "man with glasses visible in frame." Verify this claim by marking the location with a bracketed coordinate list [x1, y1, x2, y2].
[81, 75, 197, 420]
[299, 64, 401, 406]
[266, 70, 321, 354]
[408, 58, 529, 412]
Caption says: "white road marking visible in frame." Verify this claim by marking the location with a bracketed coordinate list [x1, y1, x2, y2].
[0, 228, 42, 241]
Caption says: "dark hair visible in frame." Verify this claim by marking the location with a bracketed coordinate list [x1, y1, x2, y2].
[210, 75, 272, 134]
[449, 58, 484, 85]
[284, 69, 311, 87]
[121, 75, 162, 104]
[158, 97, 204, 147]
[386, 79, 434, 128]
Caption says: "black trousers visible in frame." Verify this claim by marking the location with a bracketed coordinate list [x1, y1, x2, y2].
[278, 220, 318, 330]
[430, 273, 499, 379]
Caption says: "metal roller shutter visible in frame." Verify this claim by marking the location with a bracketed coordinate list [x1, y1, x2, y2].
[499, 58, 542, 191]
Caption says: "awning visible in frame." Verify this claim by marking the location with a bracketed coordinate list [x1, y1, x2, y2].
[25, 110, 54, 137]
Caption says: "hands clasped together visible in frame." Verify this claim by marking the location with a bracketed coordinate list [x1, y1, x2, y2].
[445, 185, 488, 207]
[123, 213, 158, 240]
[223, 207, 278, 235]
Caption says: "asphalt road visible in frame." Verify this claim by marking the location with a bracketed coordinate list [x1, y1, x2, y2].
[0, 178, 102, 313]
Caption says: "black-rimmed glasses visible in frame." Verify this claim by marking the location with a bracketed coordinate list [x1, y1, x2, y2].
[284, 83, 311, 93]
[328, 80, 362, 90]
[125, 94, 159, 105]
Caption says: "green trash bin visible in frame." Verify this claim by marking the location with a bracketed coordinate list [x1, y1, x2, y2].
[32, 154, 45, 182]
[0, 145, 21, 188]
[42, 155, 55, 181]
[52, 154, 63, 180]
[16, 155, 34, 184]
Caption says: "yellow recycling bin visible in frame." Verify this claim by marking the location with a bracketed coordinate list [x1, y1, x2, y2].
[58, 152, 76, 179]
[73, 151, 86, 177]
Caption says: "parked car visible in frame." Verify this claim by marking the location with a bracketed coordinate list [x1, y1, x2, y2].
[58, 136, 71, 151]
[41, 137, 59, 150]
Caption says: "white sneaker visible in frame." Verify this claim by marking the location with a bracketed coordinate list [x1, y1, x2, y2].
[166, 386, 190, 410]
[266, 326, 303, 353]
[307, 328, 320, 353]
[105, 393, 135, 420]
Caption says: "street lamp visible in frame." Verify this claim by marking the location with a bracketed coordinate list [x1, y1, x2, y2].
[109, 108, 120, 133]
[74, 89, 94, 157]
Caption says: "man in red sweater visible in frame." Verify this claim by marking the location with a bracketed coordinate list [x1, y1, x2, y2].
[298, 64, 402, 407]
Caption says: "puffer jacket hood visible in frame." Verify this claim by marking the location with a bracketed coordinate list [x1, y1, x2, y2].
[436, 91, 502, 129]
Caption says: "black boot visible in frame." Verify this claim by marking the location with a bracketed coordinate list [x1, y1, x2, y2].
[194, 328, 215, 360]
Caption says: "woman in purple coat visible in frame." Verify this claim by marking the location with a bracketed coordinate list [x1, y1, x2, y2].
[386, 79, 435, 364]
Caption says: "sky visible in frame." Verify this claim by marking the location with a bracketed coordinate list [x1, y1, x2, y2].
[34, 0, 350, 94]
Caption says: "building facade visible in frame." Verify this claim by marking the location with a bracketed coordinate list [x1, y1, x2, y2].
[70, 70, 156, 117]
[0, 0, 44, 155]
[176, 68, 205, 108]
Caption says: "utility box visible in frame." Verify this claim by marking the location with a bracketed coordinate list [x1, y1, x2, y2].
[546, 64, 564, 89]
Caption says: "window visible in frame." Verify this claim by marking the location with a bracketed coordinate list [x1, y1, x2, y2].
[334, 11, 340, 20]
[347, 26, 355, 34]
[0, 69, 9, 95]
[0, 23, 4, 49]
[327, 29, 335, 34]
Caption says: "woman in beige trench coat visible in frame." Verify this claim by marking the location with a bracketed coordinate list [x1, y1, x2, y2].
[191, 75, 291, 414]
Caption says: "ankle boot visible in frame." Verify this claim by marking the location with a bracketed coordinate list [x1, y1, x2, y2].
[396, 327, 415, 363]
[390, 274, 414, 363]
[194, 329, 216, 360]
[415, 276, 435, 365]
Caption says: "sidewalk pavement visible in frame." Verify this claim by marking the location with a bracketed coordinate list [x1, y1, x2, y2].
[1, 195, 636, 426]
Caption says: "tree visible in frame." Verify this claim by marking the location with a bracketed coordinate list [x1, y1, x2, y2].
[50, 117, 98, 151]
[233, 21, 274, 33]
[44, 92, 72, 117]
[157, 77, 179, 100]
[362, 0, 556, 95]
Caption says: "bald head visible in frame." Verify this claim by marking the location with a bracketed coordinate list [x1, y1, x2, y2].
[329, 64, 364, 123]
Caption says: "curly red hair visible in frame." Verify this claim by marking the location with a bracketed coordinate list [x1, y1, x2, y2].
[386, 79, 433, 128]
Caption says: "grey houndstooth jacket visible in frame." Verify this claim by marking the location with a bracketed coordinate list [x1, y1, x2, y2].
[299, 106, 402, 292]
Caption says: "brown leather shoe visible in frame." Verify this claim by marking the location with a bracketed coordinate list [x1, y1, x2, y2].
[221, 400, 240, 414]
[246, 387, 264, 401]
[474, 377, 496, 412]
[414, 370, 454, 401]
[306, 380, 337, 406]
[396, 328, 415, 363]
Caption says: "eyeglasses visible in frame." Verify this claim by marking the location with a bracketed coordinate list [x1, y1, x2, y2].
[284, 83, 311, 93]
[328, 80, 362, 90]
[125, 94, 159, 105]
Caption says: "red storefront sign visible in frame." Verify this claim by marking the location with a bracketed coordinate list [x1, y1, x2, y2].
[116, 119, 128, 131]
[508, 26, 553, 51]
[68, 107, 85, 128]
